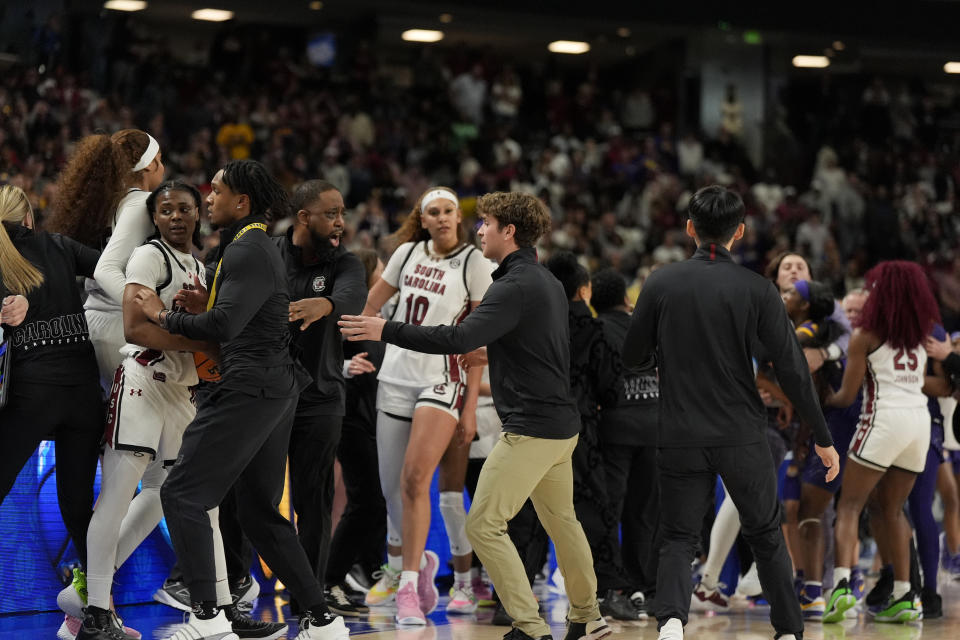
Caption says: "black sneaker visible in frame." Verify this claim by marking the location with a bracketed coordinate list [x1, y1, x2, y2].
[76, 607, 137, 640]
[231, 574, 261, 613]
[225, 607, 288, 639]
[629, 591, 650, 619]
[920, 587, 942, 619]
[866, 565, 893, 607]
[337, 581, 368, 607]
[153, 578, 192, 612]
[598, 589, 639, 621]
[503, 628, 552, 640]
[564, 618, 612, 640]
[325, 584, 369, 616]
[492, 601, 514, 626]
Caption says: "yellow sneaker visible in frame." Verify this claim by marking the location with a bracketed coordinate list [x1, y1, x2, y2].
[365, 564, 401, 606]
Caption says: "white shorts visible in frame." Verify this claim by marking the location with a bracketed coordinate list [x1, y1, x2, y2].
[470, 404, 503, 459]
[849, 406, 930, 474]
[105, 360, 196, 467]
[377, 380, 464, 421]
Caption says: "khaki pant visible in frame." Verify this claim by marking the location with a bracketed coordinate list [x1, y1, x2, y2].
[466, 432, 600, 638]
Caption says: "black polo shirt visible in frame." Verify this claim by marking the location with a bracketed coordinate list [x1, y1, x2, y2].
[623, 243, 832, 449]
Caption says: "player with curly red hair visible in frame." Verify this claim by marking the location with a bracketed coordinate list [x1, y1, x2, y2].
[821, 261, 942, 623]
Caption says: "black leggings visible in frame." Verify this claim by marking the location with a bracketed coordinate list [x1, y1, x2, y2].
[0, 379, 103, 568]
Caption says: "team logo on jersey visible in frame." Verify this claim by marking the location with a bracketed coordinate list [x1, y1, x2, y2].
[312, 276, 326, 292]
[434, 384, 447, 394]
[449, 258, 461, 269]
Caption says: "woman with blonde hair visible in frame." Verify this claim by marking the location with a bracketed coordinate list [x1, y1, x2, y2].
[0, 185, 108, 626]
[361, 186, 495, 623]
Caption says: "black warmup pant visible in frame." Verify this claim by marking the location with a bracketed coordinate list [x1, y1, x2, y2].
[161, 386, 324, 608]
[168, 383, 254, 587]
[0, 380, 102, 568]
[603, 442, 660, 595]
[288, 403, 342, 600]
[655, 442, 802, 637]
[325, 415, 386, 584]
[167, 488, 254, 586]
[572, 422, 631, 592]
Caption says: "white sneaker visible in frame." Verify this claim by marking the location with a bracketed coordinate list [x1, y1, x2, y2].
[446, 581, 478, 614]
[658, 618, 683, 640]
[162, 611, 239, 640]
[57, 584, 86, 619]
[735, 563, 762, 597]
[295, 613, 350, 640]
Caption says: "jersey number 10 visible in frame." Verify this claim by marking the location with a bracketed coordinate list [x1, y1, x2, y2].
[404, 294, 430, 325]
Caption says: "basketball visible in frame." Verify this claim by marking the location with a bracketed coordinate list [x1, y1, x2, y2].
[194, 351, 221, 383]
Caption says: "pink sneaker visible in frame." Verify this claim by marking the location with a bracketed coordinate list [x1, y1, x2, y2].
[472, 576, 495, 607]
[396, 582, 426, 625]
[417, 550, 440, 615]
[56, 614, 81, 640]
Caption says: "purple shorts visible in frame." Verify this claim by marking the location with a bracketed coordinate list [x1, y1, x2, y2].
[801, 405, 858, 493]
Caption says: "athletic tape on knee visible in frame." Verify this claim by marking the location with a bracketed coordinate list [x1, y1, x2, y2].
[439, 491, 472, 556]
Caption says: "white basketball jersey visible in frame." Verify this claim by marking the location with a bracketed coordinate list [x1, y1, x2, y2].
[862, 342, 928, 412]
[120, 239, 205, 386]
[378, 240, 494, 387]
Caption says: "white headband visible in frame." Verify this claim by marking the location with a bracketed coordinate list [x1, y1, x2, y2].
[421, 189, 458, 212]
[131, 134, 160, 172]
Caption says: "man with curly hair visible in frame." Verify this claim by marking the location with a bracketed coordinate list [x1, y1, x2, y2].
[339, 191, 611, 640]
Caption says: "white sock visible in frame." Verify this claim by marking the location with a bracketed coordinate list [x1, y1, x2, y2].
[700, 572, 718, 591]
[419, 553, 427, 570]
[892, 580, 911, 600]
[86, 573, 113, 610]
[388, 554, 402, 572]
[400, 570, 419, 590]
[833, 567, 851, 585]
[454, 571, 471, 586]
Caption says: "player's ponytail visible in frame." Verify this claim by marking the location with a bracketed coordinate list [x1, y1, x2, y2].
[0, 185, 45, 296]
[46, 129, 154, 247]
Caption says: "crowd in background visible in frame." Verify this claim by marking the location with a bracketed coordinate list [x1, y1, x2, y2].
[5, 12, 960, 326]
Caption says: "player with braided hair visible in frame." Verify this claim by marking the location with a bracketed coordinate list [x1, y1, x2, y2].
[135, 160, 349, 640]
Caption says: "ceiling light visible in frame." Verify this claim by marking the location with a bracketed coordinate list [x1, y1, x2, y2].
[309, 1, 323, 9]
[192, 8, 234, 22]
[944, 62, 960, 74]
[439, 13, 453, 23]
[103, 0, 147, 10]
[833, 40, 845, 51]
[616, 27, 631, 38]
[548, 40, 590, 55]
[792, 55, 830, 68]
[402, 29, 444, 43]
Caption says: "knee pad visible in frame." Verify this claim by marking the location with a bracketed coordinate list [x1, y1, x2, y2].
[439, 491, 472, 556]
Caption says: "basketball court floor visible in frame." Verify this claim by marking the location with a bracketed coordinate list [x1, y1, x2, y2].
[2, 574, 958, 640]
